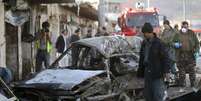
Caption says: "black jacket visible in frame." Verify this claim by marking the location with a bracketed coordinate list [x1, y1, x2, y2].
[56, 35, 65, 53]
[138, 37, 171, 79]
[70, 34, 80, 54]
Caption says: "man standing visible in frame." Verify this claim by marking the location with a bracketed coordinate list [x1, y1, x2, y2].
[56, 30, 67, 54]
[70, 28, 81, 67]
[102, 27, 109, 36]
[35, 21, 52, 72]
[174, 24, 179, 33]
[56, 30, 70, 66]
[161, 20, 178, 74]
[85, 29, 92, 38]
[138, 23, 170, 101]
[173, 21, 200, 88]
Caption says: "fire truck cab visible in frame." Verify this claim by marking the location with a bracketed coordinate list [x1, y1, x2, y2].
[118, 3, 160, 36]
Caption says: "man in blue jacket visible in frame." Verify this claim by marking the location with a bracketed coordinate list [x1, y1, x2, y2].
[138, 22, 171, 101]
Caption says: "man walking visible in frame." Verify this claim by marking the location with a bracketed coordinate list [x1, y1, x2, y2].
[138, 22, 171, 101]
[173, 21, 200, 88]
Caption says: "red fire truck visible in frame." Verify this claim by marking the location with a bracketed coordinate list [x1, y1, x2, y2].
[117, 6, 160, 36]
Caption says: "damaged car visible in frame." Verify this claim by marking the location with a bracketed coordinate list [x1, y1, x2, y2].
[12, 36, 144, 101]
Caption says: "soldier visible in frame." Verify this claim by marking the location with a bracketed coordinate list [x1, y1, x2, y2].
[161, 20, 178, 74]
[174, 24, 179, 33]
[173, 21, 200, 89]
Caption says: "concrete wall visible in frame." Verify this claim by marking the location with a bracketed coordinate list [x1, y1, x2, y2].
[0, 2, 6, 67]
[5, 23, 18, 80]
[28, 4, 97, 69]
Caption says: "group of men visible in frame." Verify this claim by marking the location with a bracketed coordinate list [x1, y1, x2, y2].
[34, 21, 82, 71]
[138, 20, 200, 101]
[34, 21, 109, 71]
[34, 20, 200, 101]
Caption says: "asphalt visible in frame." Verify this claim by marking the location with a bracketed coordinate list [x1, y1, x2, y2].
[170, 56, 201, 101]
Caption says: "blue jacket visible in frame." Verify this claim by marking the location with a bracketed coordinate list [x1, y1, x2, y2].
[138, 37, 171, 79]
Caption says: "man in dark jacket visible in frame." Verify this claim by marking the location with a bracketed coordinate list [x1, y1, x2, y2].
[70, 28, 81, 67]
[85, 29, 92, 38]
[56, 30, 70, 66]
[56, 30, 68, 53]
[138, 23, 171, 101]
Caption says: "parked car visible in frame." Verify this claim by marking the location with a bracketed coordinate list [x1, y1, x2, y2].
[12, 36, 144, 101]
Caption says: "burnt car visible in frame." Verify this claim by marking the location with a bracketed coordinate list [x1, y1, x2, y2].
[13, 36, 144, 101]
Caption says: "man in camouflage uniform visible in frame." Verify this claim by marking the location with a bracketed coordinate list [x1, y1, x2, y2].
[161, 20, 178, 74]
[173, 21, 200, 87]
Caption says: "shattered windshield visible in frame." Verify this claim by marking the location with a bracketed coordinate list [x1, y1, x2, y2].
[126, 13, 159, 27]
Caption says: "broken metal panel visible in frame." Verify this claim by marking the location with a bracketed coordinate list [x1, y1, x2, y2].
[74, 36, 133, 58]
[25, 69, 105, 90]
[86, 93, 118, 101]
[80, 79, 110, 98]
[0, 77, 18, 101]
[126, 36, 143, 53]
[74, 77, 103, 93]
[110, 55, 139, 75]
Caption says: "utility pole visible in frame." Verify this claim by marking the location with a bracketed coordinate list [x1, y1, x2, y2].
[75, 0, 81, 16]
[18, 26, 22, 80]
[183, 0, 186, 21]
[0, 1, 6, 67]
[98, 0, 106, 27]
[147, 0, 150, 8]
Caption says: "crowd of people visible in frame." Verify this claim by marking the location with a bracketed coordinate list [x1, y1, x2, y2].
[33, 20, 200, 101]
[34, 21, 111, 71]
[138, 20, 200, 101]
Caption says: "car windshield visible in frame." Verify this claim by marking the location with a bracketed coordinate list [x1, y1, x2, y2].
[126, 13, 159, 27]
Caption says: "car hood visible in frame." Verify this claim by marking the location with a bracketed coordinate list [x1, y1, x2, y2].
[23, 69, 105, 90]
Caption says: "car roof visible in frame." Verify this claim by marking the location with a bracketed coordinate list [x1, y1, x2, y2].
[73, 36, 134, 58]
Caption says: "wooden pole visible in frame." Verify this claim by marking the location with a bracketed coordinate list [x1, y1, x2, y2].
[18, 26, 22, 80]
[30, 5, 37, 73]
[0, 1, 6, 67]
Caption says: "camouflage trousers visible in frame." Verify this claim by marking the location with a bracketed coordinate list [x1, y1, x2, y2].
[176, 52, 196, 87]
